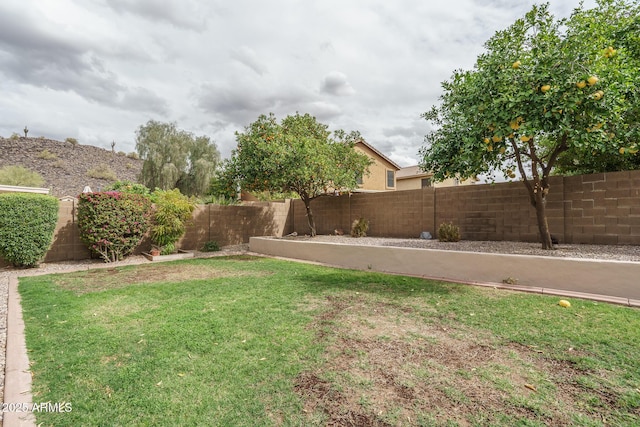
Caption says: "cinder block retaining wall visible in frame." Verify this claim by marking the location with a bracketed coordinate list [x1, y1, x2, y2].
[1, 170, 638, 267]
[249, 237, 640, 304]
[291, 170, 640, 245]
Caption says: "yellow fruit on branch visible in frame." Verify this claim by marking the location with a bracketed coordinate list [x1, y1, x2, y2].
[604, 46, 617, 58]
[576, 80, 587, 89]
[619, 147, 626, 154]
[492, 135, 502, 143]
[483, 138, 490, 144]
[509, 121, 520, 130]
[587, 75, 599, 86]
[520, 135, 531, 142]
[541, 85, 551, 93]
[512, 60, 521, 69]
[593, 90, 604, 100]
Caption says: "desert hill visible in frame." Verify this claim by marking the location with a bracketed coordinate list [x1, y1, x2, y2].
[0, 136, 143, 197]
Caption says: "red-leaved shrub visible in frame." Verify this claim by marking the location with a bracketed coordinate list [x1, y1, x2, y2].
[77, 191, 152, 262]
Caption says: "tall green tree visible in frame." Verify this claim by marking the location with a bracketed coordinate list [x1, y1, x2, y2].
[135, 120, 220, 196]
[420, 0, 640, 249]
[226, 112, 372, 236]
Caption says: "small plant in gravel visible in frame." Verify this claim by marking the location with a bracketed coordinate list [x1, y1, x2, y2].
[0, 193, 58, 267]
[0, 165, 45, 187]
[65, 137, 78, 146]
[86, 164, 117, 181]
[38, 149, 57, 160]
[201, 241, 220, 252]
[77, 191, 152, 262]
[438, 222, 460, 242]
[351, 217, 369, 237]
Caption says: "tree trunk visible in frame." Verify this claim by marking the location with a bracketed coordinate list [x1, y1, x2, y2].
[523, 179, 553, 250]
[302, 197, 316, 237]
[533, 191, 554, 250]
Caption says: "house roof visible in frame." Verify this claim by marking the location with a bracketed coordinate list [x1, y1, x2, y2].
[355, 140, 401, 170]
[396, 165, 431, 180]
[0, 184, 50, 195]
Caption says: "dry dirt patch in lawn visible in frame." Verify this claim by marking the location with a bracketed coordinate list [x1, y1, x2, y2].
[295, 293, 605, 426]
[51, 261, 267, 294]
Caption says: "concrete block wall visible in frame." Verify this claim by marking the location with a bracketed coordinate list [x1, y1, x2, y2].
[563, 171, 640, 245]
[290, 170, 640, 244]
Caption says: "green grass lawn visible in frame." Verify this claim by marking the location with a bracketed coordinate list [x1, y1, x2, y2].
[18, 256, 640, 426]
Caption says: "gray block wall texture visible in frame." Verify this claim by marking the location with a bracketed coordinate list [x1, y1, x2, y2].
[0, 170, 638, 266]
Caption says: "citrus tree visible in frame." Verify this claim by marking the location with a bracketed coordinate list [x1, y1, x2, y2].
[419, 0, 640, 249]
[226, 112, 372, 236]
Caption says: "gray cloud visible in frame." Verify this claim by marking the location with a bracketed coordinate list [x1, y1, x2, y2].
[230, 46, 268, 76]
[0, 0, 598, 166]
[105, 0, 210, 30]
[320, 71, 356, 96]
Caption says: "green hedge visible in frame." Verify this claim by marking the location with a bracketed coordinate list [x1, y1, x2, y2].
[77, 192, 152, 262]
[0, 193, 59, 267]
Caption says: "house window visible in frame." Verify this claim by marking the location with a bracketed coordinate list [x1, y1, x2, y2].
[356, 173, 363, 185]
[421, 178, 431, 188]
[386, 170, 395, 188]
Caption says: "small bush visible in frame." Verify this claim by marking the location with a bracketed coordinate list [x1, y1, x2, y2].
[0, 193, 59, 267]
[0, 165, 45, 187]
[204, 195, 240, 206]
[103, 180, 151, 197]
[86, 164, 117, 181]
[38, 149, 57, 160]
[9, 133, 20, 140]
[150, 189, 196, 254]
[65, 137, 78, 146]
[201, 241, 220, 252]
[437, 222, 460, 242]
[77, 192, 152, 262]
[127, 152, 140, 160]
[351, 217, 369, 238]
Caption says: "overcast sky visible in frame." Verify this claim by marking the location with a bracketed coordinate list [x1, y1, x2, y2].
[1, 0, 596, 167]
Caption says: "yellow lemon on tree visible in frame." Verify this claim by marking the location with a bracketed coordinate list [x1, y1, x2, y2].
[587, 75, 599, 86]
[541, 85, 551, 93]
[492, 135, 502, 143]
[483, 137, 490, 144]
[520, 135, 531, 142]
[619, 147, 626, 154]
[576, 80, 587, 89]
[512, 60, 521, 69]
[593, 90, 604, 100]
[558, 300, 571, 308]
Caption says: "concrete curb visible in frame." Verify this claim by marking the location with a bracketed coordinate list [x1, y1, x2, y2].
[4, 274, 36, 427]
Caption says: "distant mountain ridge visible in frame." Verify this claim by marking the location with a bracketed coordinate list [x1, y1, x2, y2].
[0, 136, 143, 197]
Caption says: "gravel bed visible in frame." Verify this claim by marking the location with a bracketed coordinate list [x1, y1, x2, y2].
[282, 235, 640, 262]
